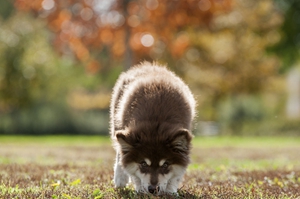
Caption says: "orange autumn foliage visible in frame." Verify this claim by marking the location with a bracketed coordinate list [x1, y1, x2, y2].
[14, 0, 232, 72]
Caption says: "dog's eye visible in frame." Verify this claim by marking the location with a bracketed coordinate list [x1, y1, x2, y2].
[162, 162, 169, 168]
[140, 161, 148, 167]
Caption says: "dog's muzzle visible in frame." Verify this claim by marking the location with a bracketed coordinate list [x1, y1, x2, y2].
[148, 185, 160, 194]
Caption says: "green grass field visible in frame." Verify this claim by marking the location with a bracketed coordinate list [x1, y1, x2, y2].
[1, 136, 300, 198]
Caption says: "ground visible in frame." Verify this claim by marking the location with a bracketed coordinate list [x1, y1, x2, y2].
[0, 136, 300, 198]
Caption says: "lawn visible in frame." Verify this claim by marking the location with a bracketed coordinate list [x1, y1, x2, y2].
[0, 136, 300, 198]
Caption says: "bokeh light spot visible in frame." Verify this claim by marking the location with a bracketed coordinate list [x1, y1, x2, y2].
[23, 66, 36, 80]
[146, 0, 159, 10]
[42, 0, 55, 11]
[80, 7, 93, 21]
[141, 33, 154, 47]
[198, 0, 211, 12]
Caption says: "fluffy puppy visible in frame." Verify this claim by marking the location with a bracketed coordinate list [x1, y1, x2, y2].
[110, 62, 196, 195]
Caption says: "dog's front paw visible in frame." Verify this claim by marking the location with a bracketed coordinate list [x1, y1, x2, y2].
[114, 175, 128, 187]
[114, 166, 129, 188]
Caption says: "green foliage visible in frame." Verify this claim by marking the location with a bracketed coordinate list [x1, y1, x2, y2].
[273, 0, 300, 72]
[0, 104, 109, 135]
[0, 12, 111, 135]
[0, 12, 107, 108]
[182, 0, 282, 122]
[0, 12, 69, 110]
[218, 95, 265, 135]
[0, 0, 14, 20]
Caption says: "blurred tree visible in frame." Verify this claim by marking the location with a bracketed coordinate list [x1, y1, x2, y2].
[14, 0, 231, 71]
[0, 12, 113, 134]
[0, 12, 90, 112]
[272, 0, 300, 72]
[11, 0, 283, 124]
[0, 0, 14, 20]
[181, 0, 282, 120]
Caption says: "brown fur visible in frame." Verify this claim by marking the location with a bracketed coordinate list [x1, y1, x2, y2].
[110, 62, 196, 178]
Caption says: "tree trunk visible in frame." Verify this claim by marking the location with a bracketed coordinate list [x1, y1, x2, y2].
[123, 0, 133, 71]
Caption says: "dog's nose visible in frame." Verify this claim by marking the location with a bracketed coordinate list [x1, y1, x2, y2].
[148, 185, 160, 194]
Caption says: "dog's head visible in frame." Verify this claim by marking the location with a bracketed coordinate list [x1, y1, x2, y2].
[115, 123, 192, 195]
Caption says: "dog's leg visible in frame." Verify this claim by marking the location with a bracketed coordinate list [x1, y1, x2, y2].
[130, 175, 143, 192]
[114, 152, 129, 187]
[165, 177, 181, 193]
[165, 166, 186, 193]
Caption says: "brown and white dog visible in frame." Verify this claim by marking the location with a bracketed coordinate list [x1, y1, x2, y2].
[110, 62, 196, 195]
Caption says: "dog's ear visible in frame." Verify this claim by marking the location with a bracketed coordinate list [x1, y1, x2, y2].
[116, 131, 133, 153]
[171, 129, 193, 154]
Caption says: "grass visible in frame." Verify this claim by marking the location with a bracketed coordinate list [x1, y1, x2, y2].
[0, 135, 111, 146]
[2, 135, 300, 147]
[193, 136, 300, 148]
[0, 136, 300, 198]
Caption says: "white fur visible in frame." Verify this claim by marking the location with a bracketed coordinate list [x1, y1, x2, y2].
[165, 165, 186, 193]
[144, 158, 151, 166]
[159, 159, 166, 167]
[113, 152, 129, 187]
[135, 169, 151, 193]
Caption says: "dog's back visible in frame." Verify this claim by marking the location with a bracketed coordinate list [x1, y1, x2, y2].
[110, 62, 196, 136]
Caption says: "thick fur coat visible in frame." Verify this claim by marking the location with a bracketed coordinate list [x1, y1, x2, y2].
[110, 62, 196, 194]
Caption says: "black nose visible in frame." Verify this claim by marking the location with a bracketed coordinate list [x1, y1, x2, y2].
[148, 185, 160, 194]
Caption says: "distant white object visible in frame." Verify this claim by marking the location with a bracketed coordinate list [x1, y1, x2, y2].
[196, 121, 220, 136]
[286, 66, 300, 119]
